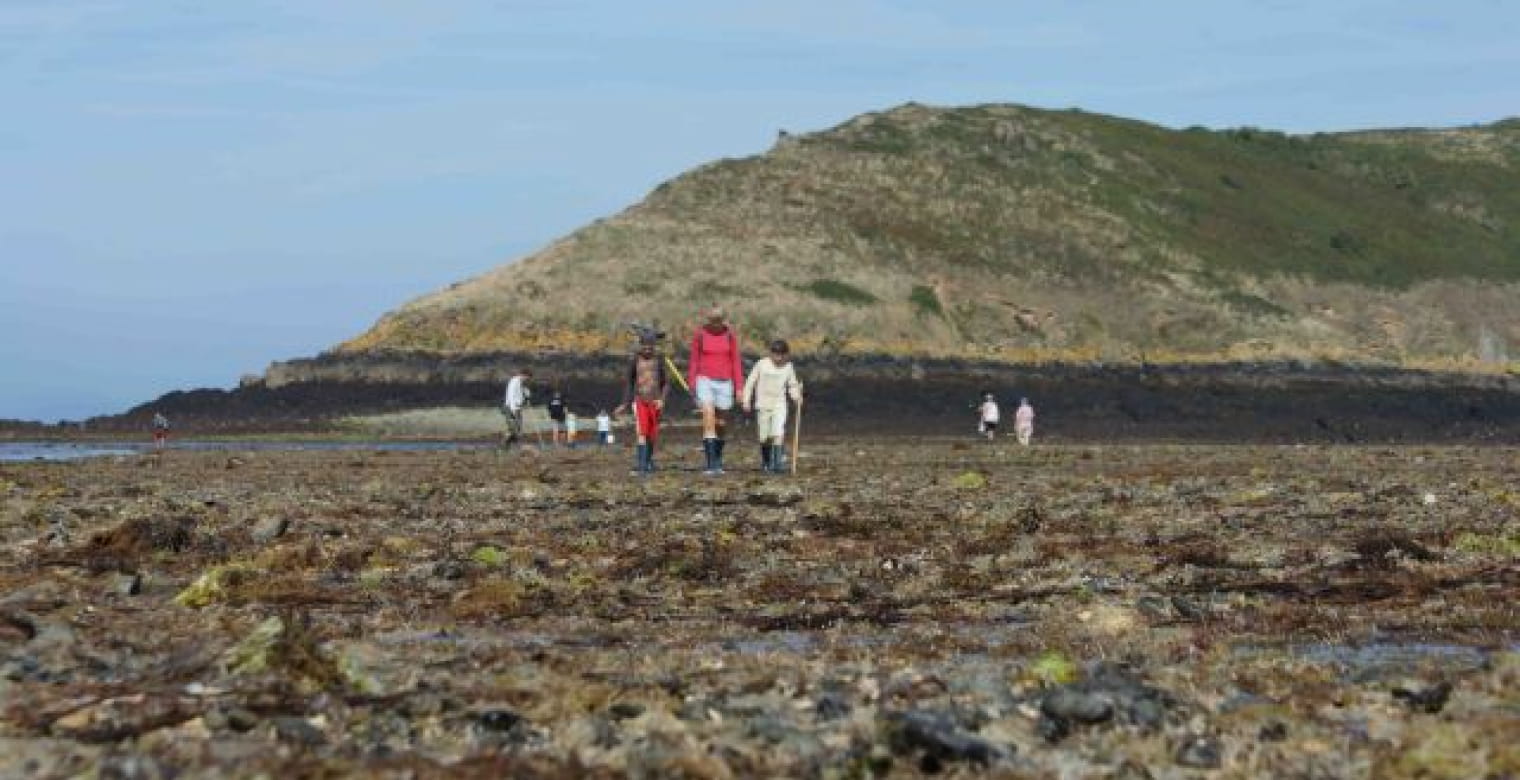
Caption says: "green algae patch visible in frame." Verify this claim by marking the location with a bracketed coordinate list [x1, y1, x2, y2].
[222, 615, 343, 693]
[1387, 723, 1491, 779]
[952, 471, 988, 490]
[471, 545, 505, 566]
[1028, 651, 1079, 685]
[1451, 531, 1520, 557]
[174, 563, 259, 608]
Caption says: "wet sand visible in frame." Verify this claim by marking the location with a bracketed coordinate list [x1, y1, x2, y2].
[2, 439, 1517, 776]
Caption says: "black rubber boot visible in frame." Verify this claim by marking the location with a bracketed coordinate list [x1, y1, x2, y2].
[713, 438, 726, 474]
[702, 438, 718, 475]
[634, 444, 649, 475]
[645, 441, 657, 473]
[760, 445, 773, 473]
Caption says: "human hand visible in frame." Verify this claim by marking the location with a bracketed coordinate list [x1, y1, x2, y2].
[654, 399, 664, 411]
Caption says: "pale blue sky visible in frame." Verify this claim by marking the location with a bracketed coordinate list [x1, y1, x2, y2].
[2, 1, 1516, 421]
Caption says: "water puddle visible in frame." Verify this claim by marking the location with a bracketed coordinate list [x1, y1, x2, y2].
[0, 440, 493, 462]
[1237, 640, 1516, 681]
[0, 442, 138, 462]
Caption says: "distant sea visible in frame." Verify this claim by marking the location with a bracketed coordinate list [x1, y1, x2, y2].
[0, 441, 495, 462]
[0, 442, 139, 462]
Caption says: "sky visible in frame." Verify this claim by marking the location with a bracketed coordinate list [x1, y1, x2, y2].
[2, 1, 1517, 421]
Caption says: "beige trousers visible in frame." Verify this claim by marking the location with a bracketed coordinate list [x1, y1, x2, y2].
[755, 405, 788, 442]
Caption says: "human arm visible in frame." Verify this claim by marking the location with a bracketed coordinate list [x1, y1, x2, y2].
[786, 365, 803, 404]
[655, 357, 669, 408]
[729, 331, 743, 388]
[740, 362, 760, 413]
[686, 333, 701, 392]
[620, 359, 637, 409]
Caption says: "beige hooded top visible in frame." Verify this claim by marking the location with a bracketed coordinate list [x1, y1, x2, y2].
[742, 357, 802, 410]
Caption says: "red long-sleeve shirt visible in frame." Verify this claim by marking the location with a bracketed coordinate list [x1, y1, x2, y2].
[687, 326, 743, 387]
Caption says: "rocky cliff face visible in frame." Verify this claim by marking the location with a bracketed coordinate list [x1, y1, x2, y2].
[230, 350, 1520, 442]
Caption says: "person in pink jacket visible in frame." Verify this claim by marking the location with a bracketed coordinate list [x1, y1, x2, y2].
[1015, 397, 1036, 446]
[687, 306, 744, 475]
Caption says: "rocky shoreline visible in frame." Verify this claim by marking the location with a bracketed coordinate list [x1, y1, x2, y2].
[53, 353, 1520, 443]
[2, 441, 1517, 775]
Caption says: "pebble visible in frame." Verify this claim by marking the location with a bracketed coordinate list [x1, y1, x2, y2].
[271, 716, 326, 746]
[885, 710, 1009, 767]
[251, 516, 289, 544]
[1041, 689, 1113, 725]
[608, 701, 645, 720]
[475, 708, 523, 732]
[110, 573, 143, 596]
[1174, 735, 1223, 768]
[1392, 680, 1453, 714]
[814, 691, 852, 721]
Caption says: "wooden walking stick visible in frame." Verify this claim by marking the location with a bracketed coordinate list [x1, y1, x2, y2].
[790, 397, 804, 476]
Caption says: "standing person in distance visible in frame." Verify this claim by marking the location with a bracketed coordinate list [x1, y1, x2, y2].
[595, 408, 613, 447]
[546, 390, 568, 447]
[616, 330, 670, 475]
[1015, 397, 1036, 446]
[741, 339, 803, 474]
[151, 412, 171, 451]
[687, 306, 744, 476]
[978, 391, 1000, 441]
[502, 368, 533, 450]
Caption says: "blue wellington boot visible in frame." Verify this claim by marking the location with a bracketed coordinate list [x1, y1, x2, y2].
[702, 438, 718, 475]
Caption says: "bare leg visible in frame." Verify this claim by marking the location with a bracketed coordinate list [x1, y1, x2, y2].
[700, 404, 717, 439]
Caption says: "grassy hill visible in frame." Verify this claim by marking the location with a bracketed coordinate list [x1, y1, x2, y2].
[337, 103, 1520, 368]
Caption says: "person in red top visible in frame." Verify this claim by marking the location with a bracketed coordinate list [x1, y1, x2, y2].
[687, 306, 744, 475]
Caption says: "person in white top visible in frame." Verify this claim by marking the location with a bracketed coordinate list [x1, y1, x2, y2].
[595, 409, 612, 447]
[502, 368, 532, 449]
[978, 392, 1000, 441]
[1014, 397, 1035, 446]
[741, 339, 804, 474]
[151, 412, 171, 450]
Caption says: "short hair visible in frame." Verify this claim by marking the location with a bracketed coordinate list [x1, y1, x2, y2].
[768, 339, 790, 354]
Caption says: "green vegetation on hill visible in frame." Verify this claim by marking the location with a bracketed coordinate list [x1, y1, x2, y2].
[338, 102, 1520, 367]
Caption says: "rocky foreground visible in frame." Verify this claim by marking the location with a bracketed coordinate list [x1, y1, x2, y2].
[2, 440, 1518, 777]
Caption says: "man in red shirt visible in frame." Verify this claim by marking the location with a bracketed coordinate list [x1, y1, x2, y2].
[687, 306, 744, 475]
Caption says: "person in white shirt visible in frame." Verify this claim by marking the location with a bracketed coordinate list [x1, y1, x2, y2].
[565, 412, 580, 448]
[978, 392, 1000, 441]
[741, 339, 803, 473]
[1014, 397, 1035, 445]
[595, 409, 612, 447]
[502, 368, 532, 449]
[151, 412, 171, 450]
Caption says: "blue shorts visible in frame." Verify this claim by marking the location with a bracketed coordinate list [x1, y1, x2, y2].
[694, 377, 735, 411]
